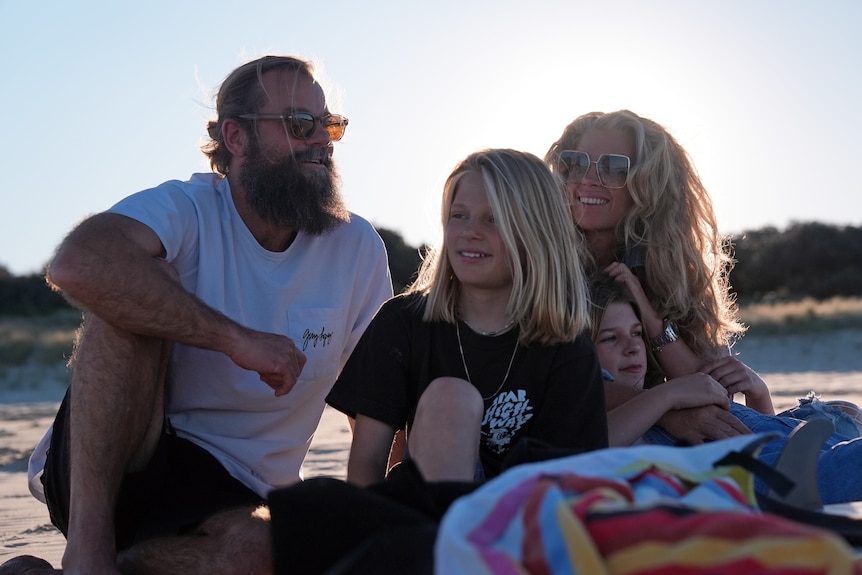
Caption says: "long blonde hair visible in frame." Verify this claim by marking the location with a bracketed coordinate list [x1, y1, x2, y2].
[546, 111, 744, 356]
[409, 148, 591, 346]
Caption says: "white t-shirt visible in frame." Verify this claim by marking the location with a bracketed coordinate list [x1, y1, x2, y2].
[29, 173, 392, 499]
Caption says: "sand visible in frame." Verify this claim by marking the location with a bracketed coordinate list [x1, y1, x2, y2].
[2, 328, 862, 567]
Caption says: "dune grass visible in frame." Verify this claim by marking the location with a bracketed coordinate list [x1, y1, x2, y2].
[739, 296, 862, 335]
[0, 310, 78, 393]
[0, 310, 80, 380]
[2, 297, 862, 372]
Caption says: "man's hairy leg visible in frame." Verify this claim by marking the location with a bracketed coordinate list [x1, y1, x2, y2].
[117, 505, 273, 575]
[61, 314, 168, 575]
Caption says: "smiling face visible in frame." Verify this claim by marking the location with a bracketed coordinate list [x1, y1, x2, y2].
[568, 128, 636, 237]
[253, 69, 335, 163]
[239, 69, 348, 234]
[594, 301, 647, 389]
[445, 170, 513, 294]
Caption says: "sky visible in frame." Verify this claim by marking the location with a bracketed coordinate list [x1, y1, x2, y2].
[1, 0, 861, 276]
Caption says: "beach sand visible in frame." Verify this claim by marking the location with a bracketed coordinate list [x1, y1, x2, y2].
[3, 328, 862, 567]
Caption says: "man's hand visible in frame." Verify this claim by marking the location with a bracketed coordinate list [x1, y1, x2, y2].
[657, 404, 751, 445]
[230, 329, 307, 397]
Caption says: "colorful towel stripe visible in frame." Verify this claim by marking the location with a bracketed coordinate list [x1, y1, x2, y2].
[436, 435, 862, 574]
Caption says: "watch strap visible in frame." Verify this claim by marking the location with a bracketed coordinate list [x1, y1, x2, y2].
[651, 319, 679, 352]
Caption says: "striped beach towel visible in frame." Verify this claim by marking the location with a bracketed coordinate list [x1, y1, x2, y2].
[435, 435, 862, 574]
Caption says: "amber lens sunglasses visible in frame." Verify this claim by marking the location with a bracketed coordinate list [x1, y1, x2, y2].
[238, 112, 348, 141]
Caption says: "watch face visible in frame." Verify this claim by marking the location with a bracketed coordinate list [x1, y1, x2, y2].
[665, 322, 678, 341]
[652, 320, 678, 351]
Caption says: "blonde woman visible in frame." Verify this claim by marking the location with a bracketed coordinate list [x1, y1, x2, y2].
[547, 110, 758, 443]
[327, 148, 607, 486]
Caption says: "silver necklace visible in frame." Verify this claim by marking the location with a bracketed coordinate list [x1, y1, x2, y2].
[456, 322, 519, 401]
[461, 318, 516, 337]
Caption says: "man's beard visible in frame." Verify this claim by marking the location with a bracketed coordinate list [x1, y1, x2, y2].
[239, 138, 349, 235]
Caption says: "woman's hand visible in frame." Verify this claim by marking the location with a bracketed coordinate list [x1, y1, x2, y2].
[701, 356, 775, 415]
[604, 262, 662, 334]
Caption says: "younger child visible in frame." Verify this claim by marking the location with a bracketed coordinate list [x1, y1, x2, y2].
[327, 148, 608, 486]
[590, 277, 731, 447]
[590, 274, 862, 504]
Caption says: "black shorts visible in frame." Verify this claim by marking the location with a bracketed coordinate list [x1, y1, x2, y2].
[42, 390, 266, 550]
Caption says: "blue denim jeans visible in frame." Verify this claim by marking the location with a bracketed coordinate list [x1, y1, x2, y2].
[642, 397, 862, 504]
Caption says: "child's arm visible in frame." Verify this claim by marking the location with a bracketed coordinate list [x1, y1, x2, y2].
[607, 373, 731, 447]
[701, 356, 775, 415]
[346, 414, 397, 487]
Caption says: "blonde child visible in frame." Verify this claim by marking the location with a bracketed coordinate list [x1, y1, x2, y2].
[327, 149, 608, 485]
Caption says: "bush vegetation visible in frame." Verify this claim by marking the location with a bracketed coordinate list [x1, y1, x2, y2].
[731, 222, 862, 303]
[2, 222, 861, 370]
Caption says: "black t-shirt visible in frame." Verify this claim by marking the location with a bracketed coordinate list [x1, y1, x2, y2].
[327, 293, 608, 477]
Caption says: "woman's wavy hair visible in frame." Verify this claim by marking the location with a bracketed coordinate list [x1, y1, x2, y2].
[201, 55, 315, 176]
[409, 148, 592, 347]
[546, 110, 745, 356]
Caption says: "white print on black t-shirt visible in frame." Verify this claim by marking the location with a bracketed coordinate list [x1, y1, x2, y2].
[481, 389, 534, 454]
[302, 327, 334, 351]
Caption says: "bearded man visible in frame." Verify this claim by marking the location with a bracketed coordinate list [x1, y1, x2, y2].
[7, 56, 392, 575]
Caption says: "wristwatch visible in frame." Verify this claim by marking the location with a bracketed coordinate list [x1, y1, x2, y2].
[651, 318, 679, 352]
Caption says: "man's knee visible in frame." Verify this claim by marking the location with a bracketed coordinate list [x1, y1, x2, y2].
[117, 505, 273, 575]
[70, 258, 178, 354]
[195, 505, 272, 562]
[196, 504, 269, 530]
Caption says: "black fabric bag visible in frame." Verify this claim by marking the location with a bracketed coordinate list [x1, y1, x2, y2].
[268, 460, 476, 575]
[269, 437, 585, 574]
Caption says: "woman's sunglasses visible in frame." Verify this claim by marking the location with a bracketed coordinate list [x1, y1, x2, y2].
[238, 112, 349, 141]
[559, 150, 630, 189]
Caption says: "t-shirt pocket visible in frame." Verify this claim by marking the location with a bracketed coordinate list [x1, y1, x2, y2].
[286, 308, 348, 385]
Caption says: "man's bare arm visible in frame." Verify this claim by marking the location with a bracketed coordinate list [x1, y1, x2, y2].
[48, 213, 304, 395]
